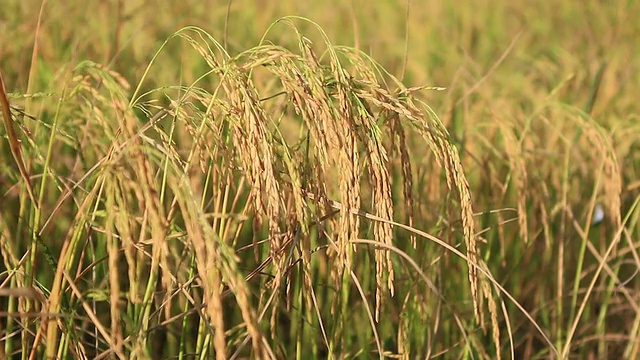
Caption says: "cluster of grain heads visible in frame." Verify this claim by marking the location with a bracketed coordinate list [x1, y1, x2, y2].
[0, 18, 496, 359]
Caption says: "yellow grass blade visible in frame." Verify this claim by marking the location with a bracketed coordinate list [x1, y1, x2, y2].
[0, 70, 38, 209]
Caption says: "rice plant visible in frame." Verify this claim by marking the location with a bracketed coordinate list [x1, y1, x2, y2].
[0, 17, 505, 359]
[2, 1, 639, 359]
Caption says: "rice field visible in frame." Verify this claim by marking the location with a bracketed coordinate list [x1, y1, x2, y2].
[1, 1, 639, 359]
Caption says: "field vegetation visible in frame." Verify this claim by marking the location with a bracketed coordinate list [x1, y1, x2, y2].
[1, 1, 639, 359]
